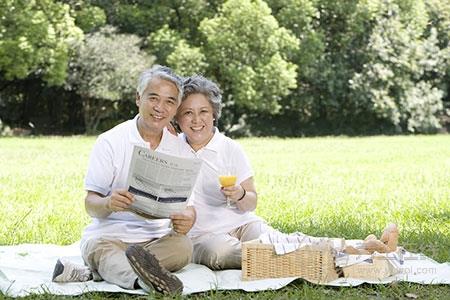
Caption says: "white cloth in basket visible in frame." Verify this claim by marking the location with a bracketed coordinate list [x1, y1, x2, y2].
[259, 232, 344, 255]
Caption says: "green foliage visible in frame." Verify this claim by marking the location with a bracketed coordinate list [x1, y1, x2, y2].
[200, 0, 298, 116]
[349, 1, 446, 132]
[147, 25, 184, 64]
[393, 0, 428, 34]
[167, 40, 208, 76]
[262, 0, 449, 134]
[67, 26, 153, 133]
[75, 4, 107, 32]
[425, 0, 450, 114]
[114, 2, 172, 36]
[0, 0, 83, 85]
[145, 25, 209, 79]
[425, 0, 450, 48]
[92, 0, 219, 39]
[1, 0, 449, 135]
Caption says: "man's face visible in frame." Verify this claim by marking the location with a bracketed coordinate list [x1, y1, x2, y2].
[136, 77, 179, 133]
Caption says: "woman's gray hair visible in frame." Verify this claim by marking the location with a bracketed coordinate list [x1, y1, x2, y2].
[136, 65, 183, 102]
[182, 75, 222, 120]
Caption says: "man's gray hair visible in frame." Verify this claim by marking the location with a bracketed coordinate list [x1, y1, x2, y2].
[136, 65, 183, 102]
[182, 75, 222, 120]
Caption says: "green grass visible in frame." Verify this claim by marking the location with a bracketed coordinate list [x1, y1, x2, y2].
[1, 135, 449, 299]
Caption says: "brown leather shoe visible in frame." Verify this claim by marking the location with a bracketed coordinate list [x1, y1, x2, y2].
[125, 244, 183, 294]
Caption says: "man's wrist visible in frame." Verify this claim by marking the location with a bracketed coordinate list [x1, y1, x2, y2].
[105, 196, 112, 212]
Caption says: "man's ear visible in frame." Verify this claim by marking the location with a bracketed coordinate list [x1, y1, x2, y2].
[135, 92, 140, 107]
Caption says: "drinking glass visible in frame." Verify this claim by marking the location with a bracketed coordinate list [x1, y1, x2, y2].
[218, 164, 237, 208]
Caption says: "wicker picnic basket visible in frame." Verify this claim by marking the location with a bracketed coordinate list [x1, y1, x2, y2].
[241, 240, 340, 283]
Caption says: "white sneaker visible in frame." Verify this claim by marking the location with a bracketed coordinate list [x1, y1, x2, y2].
[52, 258, 93, 282]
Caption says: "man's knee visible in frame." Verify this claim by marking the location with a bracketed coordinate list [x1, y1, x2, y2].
[81, 238, 117, 264]
[173, 234, 193, 264]
[155, 234, 193, 271]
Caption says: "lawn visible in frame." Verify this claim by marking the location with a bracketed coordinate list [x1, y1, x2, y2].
[1, 135, 449, 299]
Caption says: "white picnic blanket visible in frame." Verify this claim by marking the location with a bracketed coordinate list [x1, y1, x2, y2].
[0, 242, 449, 297]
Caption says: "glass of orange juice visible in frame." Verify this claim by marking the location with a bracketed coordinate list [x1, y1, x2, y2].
[218, 165, 237, 207]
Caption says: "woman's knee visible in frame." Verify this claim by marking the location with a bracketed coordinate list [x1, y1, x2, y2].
[194, 241, 241, 270]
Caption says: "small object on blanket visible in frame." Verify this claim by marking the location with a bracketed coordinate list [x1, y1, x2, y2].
[343, 223, 399, 255]
[341, 253, 400, 280]
[52, 258, 93, 282]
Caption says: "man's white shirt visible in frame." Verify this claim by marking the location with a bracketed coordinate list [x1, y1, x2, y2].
[82, 115, 194, 244]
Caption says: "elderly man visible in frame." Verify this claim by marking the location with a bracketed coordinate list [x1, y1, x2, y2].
[54, 65, 196, 294]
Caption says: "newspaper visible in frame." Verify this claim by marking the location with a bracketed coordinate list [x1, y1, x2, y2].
[126, 145, 202, 219]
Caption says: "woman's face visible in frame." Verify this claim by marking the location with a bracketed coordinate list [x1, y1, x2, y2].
[177, 93, 215, 150]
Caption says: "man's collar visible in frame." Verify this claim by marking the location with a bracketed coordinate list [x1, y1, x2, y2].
[129, 115, 145, 145]
[157, 127, 174, 152]
[128, 114, 171, 150]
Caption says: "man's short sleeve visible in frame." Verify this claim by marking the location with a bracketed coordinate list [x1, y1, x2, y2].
[84, 136, 115, 196]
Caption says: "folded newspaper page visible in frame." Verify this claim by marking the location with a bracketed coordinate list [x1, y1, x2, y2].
[126, 145, 202, 219]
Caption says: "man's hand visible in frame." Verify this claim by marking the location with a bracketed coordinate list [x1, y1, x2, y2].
[107, 189, 134, 212]
[170, 206, 196, 235]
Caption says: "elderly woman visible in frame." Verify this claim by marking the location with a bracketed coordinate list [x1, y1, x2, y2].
[175, 75, 274, 270]
[175, 75, 401, 270]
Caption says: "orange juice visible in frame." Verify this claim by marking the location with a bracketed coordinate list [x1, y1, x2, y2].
[219, 175, 237, 187]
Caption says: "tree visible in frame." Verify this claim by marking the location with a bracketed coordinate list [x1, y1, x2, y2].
[263, 0, 326, 134]
[66, 26, 153, 133]
[262, 0, 448, 134]
[349, 0, 446, 133]
[198, 0, 299, 133]
[74, 4, 107, 32]
[425, 0, 450, 129]
[146, 25, 208, 76]
[0, 0, 83, 85]
[91, 0, 219, 39]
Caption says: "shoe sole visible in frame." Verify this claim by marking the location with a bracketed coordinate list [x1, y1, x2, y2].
[125, 245, 183, 294]
[52, 259, 64, 282]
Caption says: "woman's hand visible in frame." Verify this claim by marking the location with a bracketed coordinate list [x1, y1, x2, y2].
[221, 177, 257, 212]
[221, 185, 245, 203]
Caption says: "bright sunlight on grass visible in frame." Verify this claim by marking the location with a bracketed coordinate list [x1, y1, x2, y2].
[0, 135, 449, 299]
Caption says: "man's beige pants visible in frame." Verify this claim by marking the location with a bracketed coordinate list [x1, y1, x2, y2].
[81, 232, 192, 289]
[191, 220, 274, 270]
